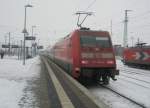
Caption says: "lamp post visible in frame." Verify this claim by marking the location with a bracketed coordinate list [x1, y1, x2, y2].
[34, 33, 38, 56]
[37, 38, 40, 55]
[4, 34, 8, 54]
[22, 4, 33, 65]
[32, 26, 36, 37]
[31, 26, 36, 57]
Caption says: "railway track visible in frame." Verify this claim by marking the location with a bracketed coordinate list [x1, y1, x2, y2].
[119, 66, 150, 77]
[121, 73, 150, 83]
[99, 84, 147, 108]
[119, 69, 150, 89]
[120, 69, 150, 77]
[119, 77, 150, 89]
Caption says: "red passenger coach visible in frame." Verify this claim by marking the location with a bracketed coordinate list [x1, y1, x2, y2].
[49, 28, 119, 84]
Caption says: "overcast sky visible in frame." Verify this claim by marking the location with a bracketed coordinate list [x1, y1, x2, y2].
[0, 0, 150, 48]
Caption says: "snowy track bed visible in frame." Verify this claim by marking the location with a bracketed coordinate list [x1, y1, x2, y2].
[89, 60, 150, 108]
[88, 85, 143, 108]
[101, 84, 146, 108]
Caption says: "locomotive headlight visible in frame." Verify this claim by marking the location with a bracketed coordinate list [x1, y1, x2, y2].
[75, 67, 80, 71]
[81, 60, 88, 64]
[106, 60, 114, 64]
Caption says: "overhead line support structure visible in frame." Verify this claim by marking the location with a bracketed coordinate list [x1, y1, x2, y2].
[123, 10, 132, 48]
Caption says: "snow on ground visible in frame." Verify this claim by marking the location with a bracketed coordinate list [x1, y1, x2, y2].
[89, 85, 140, 108]
[0, 56, 40, 108]
[89, 59, 150, 108]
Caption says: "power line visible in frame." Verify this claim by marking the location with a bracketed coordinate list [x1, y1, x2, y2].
[112, 11, 150, 27]
[112, 21, 123, 27]
[130, 23, 150, 28]
[112, 11, 150, 33]
[0, 25, 19, 29]
[84, 0, 96, 11]
[130, 17, 150, 25]
[130, 10, 150, 19]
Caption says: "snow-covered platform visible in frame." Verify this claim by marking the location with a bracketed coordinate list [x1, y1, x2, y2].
[0, 56, 51, 108]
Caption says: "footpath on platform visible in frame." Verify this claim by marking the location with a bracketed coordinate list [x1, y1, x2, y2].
[0, 55, 108, 108]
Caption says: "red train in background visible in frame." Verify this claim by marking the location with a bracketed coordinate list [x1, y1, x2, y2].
[122, 43, 150, 69]
[49, 28, 119, 84]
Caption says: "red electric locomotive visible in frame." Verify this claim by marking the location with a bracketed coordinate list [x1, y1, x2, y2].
[123, 43, 150, 68]
[49, 28, 119, 84]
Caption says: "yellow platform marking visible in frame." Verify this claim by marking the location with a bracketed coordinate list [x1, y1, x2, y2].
[43, 58, 75, 108]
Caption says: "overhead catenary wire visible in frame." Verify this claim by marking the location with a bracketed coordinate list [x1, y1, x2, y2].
[129, 23, 150, 28]
[130, 10, 150, 20]
[111, 10, 150, 27]
[111, 10, 150, 46]
[112, 10, 150, 33]
[126, 11, 150, 26]
[84, 0, 96, 11]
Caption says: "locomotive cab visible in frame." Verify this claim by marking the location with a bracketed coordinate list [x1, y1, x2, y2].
[72, 29, 119, 84]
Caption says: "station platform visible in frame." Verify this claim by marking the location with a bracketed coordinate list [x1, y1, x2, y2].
[41, 56, 108, 108]
[0, 55, 108, 108]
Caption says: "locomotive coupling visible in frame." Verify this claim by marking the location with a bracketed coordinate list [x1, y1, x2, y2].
[114, 69, 119, 75]
[110, 69, 119, 81]
[111, 76, 117, 81]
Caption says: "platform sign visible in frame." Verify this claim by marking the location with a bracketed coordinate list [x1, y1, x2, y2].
[2, 44, 9, 48]
[37, 46, 43, 49]
[11, 45, 19, 48]
[25, 36, 36, 40]
[2, 44, 20, 48]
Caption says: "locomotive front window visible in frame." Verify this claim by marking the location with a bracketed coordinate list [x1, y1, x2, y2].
[80, 36, 111, 48]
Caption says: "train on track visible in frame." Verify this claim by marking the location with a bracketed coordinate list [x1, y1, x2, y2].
[48, 28, 119, 84]
[122, 43, 150, 69]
